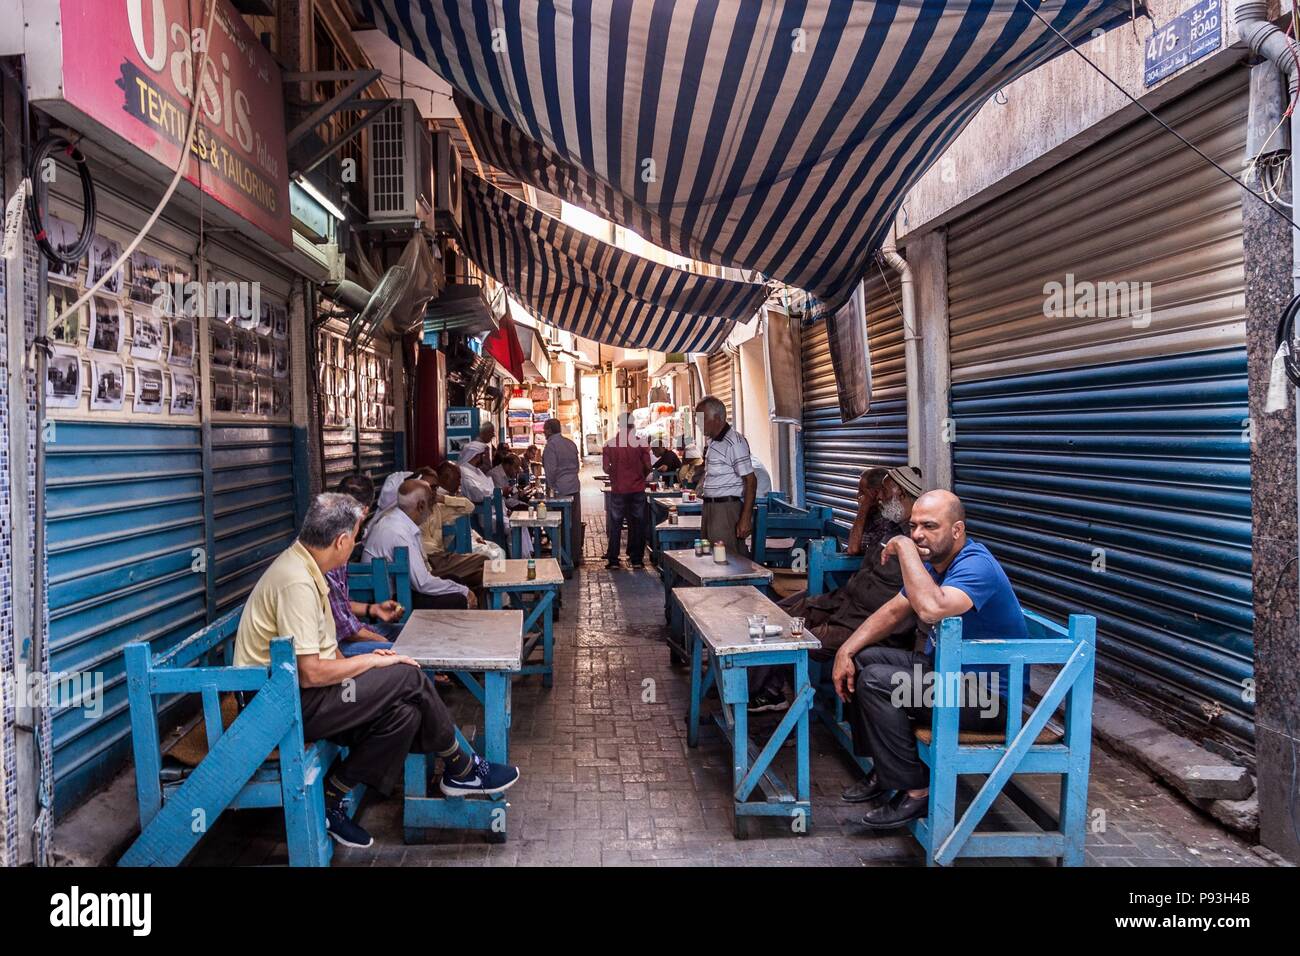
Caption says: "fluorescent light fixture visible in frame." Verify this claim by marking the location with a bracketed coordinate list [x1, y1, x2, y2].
[293, 175, 346, 221]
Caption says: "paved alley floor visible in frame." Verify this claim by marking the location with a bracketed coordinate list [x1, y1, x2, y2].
[190, 469, 1265, 867]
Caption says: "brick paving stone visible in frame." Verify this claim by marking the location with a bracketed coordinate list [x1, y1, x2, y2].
[187, 469, 1267, 868]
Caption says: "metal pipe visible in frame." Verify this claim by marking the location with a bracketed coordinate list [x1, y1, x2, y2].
[880, 228, 922, 469]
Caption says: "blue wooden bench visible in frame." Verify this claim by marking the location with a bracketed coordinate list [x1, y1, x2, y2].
[441, 515, 472, 553]
[752, 495, 837, 568]
[347, 547, 414, 621]
[802, 536, 1096, 866]
[120, 609, 362, 867]
[472, 489, 507, 548]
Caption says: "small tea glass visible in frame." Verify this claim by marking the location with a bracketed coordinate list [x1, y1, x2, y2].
[789, 616, 806, 638]
[747, 613, 768, 643]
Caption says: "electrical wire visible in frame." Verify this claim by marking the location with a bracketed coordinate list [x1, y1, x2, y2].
[24, 134, 96, 264]
[48, 0, 218, 335]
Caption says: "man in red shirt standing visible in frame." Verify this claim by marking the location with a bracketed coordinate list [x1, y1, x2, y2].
[601, 412, 652, 569]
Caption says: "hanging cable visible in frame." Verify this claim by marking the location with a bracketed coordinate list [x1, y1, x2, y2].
[24, 134, 96, 265]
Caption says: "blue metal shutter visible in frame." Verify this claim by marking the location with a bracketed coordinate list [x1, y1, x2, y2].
[212, 424, 299, 612]
[946, 72, 1252, 745]
[800, 270, 907, 522]
[46, 422, 206, 811]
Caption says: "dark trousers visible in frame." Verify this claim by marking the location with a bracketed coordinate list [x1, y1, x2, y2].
[848, 645, 1005, 790]
[300, 664, 455, 796]
[749, 591, 858, 697]
[605, 491, 647, 563]
[411, 590, 469, 610]
[701, 498, 750, 558]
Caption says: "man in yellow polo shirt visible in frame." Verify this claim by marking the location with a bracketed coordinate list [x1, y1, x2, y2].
[234, 492, 520, 849]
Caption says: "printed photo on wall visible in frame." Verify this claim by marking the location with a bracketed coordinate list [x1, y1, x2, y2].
[169, 317, 194, 367]
[45, 216, 82, 285]
[91, 359, 125, 411]
[271, 303, 289, 340]
[47, 284, 85, 345]
[211, 324, 234, 368]
[213, 377, 235, 413]
[134, 363, 164, 414]
[88, 296, 124, 353]
[170, 370, 196, 415]
[272, 342, 289, 379]
[46, 347, 82, 409]
[235, 381, 256, 415]
[89, 234, 123, 295]
[257, 300, 274, 336]
[256, 386, 273, 417]
[131, 311, 164, 361]
[128, 251, 164, 303]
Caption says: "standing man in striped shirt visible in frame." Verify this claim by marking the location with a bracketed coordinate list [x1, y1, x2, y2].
[695, 395, 758, 557]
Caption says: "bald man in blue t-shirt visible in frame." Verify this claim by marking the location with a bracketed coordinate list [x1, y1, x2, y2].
[831, 489, 1029, 829]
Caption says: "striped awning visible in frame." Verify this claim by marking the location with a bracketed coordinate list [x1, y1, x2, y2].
[357, 0, 1132, 319]
[460, 171, 769, 352]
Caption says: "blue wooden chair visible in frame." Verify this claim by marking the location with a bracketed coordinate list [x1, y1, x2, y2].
[347, 547, 413, 622]
[752, 497, 836, 568]
[805, 537, 871, 770]
[120, 609, 363, 867]
[912, 613, 1095, 866]
[441, 515, 472, 553]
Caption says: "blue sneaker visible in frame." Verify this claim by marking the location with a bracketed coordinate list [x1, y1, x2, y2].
[325, 802, 373, 848]
[439, 754, 521, 797]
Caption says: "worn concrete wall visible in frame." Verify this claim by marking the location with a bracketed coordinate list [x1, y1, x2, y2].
[907, 229, 953, 492]
[898, 0, 1252, 241]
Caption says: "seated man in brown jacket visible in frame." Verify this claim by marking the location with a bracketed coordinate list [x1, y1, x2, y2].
[747, 465, 924, 714]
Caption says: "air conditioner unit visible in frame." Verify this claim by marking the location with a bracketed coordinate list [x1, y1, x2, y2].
[433, 130, 463, 233]
[368, 99, 433, 229]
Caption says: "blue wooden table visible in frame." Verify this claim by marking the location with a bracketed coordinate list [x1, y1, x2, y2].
[484, 557, 564, 688]
[677, 586, 820, 838]
[658, 548, 773, 665]
[510, 512, 568, 567]
[395, 609, 522, 844]
[653, 514, 702, 563]
[648, 494, 700, 558]
[541, 497, 576, 572]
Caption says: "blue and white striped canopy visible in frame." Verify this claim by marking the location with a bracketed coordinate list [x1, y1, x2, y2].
[359, 0, 1131, 319]
[461, 171, 768, 351]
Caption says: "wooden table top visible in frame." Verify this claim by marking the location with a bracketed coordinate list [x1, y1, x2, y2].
[483, 557, 564, 587]
[674, 586, 820, 656]
[394, 610, 523, 670]
[660, 548, 774, 586]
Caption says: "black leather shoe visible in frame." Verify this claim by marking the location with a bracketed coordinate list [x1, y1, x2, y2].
[860, 790, 928, 829]
[841, 773, 888, 803]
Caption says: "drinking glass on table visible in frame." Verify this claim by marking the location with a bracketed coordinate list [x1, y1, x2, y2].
[789, 616, 806, 638]
[747, 613, 768, 643]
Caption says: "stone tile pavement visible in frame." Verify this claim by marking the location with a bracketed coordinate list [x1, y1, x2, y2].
[189, 472, 1265, 867]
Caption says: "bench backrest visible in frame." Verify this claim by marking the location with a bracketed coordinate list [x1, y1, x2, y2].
[472, 489, 507, 545]
[347, 547, 414, 622]
[441, 515, 472, 553]
[753, 499, 836, 567]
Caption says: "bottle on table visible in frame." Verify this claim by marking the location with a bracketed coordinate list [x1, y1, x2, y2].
[712, 540, 727, 563]
[527, 557, 537, 581]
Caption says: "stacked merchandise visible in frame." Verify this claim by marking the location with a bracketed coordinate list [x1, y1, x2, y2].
[507, 390, 534, 449]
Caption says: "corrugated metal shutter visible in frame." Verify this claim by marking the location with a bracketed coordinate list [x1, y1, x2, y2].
[212, 424, 299, 613]
[947, 73, 1252, 744]
[800, 270, 907, 522]
[706, 351, 734, 418]
[47, 422, 207, 811]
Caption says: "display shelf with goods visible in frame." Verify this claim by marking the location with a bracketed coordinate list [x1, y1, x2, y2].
[507, 391, 534, 449]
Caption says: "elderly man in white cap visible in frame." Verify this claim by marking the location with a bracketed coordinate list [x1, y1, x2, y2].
[460, 439, 531, 557]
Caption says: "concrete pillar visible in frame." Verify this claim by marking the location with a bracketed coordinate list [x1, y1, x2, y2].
[908, 228, 952, 491]
[1243, 170, 1300, 864]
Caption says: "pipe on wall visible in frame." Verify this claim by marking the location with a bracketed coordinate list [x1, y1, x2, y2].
[881, 228, 922, 469]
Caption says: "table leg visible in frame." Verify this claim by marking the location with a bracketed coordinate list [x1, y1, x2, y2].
[489, 589, 504, 611]
[687, 622, 703, 748]
[795, 653, 811, 807]
[511, 526, 522, 558]
[483, 671, 511, 843]
[542, 587, 555, 688]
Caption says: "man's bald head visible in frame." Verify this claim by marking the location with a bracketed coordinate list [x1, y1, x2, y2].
[436, 461, 462, 495]
[908, 489, 968, 567]
[915, 489, 964, 524]
[397, 478, 433, 522]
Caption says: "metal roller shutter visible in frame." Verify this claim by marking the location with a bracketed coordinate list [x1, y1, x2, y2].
[800, 270, 908, 522]
[947, 72, 1252, 745]
[706, 350, 734, 418]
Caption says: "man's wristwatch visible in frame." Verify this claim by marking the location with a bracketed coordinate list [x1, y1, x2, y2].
[366, 602, 375, 619]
